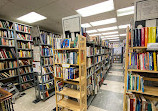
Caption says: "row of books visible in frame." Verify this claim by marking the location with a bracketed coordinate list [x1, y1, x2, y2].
[129, 27, 158, 47]
[18, 50, 32, 57]
[0, 48, 16, 59]
[86, 46, 94, 56]
[21, 74, 33, 83]
[87, 58, 93, 67]
[0, 20, 13, 29]
[0, 97, 13, 111]
[126, 93, 157, 111]
[15, 24, 31, 33]
[40, 31, 53, 45]
[54, 52, 79, 64]
[17, 33, 32, 41]
[0, 61, 17, 70]
[0, 70, 17, 79]
[38, 74, 54, 83]
[129, 52, 158, 71]
[42, 66, 53, 75]
[19, 67, 32, 74]
[39, 81, 54, 90]
[94, 56, 102, 63]
[41, 47, 53, 56]
[41, 58, 53, 66]
[0, 30, 14, 38]
[0, 38, 15, 46]
[17, 41, 32, 49]
[53, 38, 70, 49]
[56, 81, 63, 91]
[127, 73, 144, 92]
[54, 66, 79, 79]
[87, 67, 94, 76]
[19, 60, 31, 67]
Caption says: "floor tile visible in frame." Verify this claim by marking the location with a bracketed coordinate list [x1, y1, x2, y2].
[88, 105, 107, 111]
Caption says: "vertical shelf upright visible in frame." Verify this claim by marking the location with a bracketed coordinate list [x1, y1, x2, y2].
[14, 23, 34, 91]
[54, 35, 87, 111]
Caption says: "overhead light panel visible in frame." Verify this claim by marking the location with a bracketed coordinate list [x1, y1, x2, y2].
[90, 18, 116, 26]
[86, 30, 97, 33]
[76, 0, 114, 17]
[97, 26, 118, 32]
[102, 34, 119, 38]
[81, 23, 91, 28]
[102, 31, 118, 35]
[119, 24, 130, 29]
[89, 33, 101, 36]
[109, 39, 120, 41]
[120, 34, 126, 36]
[117, 6, 134, 17]
[102, 37, 119, 40]
[17, 12, 47, 23]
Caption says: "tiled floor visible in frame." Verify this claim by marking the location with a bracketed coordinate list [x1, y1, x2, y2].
[14, 63, 124, 111]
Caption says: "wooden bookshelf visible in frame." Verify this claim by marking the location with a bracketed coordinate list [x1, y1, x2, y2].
[54, 35, 87, 111]
[123, 26, 158, 111]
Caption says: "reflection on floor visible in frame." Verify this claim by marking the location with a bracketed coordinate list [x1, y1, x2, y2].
[88, 63, 124, 111]
[14, 63, 124, 111]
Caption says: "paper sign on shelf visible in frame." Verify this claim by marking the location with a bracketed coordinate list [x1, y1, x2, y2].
[62, 64, 70, 68]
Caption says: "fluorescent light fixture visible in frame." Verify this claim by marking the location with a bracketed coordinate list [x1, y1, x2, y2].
[81, 23, 91, 28]
[76, 0, 114, 17]
[86, 30, 97, 33]
[97, 26, 118, 32]
[109, 39, 120, 41]
[117, 6, 134, 17]
[90, 18, 116, 26]
[17, 12, 46, 23]
[118, 24, 130, 29]
[102, 31, 118, 35]
[89, 33, 101, 36]
[102, 37, 119, 40]
[104, 34, 119, 38]
[120, 34, 126, 36]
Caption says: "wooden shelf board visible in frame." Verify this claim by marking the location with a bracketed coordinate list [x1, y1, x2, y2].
[128, 86, 158, 96]
[129, 47, 147, 49]
[128, 69, 158, 73]
[53, 48, 79, 51]
[56, 87, 80, 99]
[57, 98, 80, 111]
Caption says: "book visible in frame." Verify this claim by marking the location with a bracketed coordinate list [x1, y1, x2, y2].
[141, 28, 145, 46]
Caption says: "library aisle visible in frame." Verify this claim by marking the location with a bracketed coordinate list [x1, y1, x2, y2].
[88, 63, 124, 111]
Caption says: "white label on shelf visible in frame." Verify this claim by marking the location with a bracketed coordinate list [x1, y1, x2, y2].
[62, 64, 70, 68]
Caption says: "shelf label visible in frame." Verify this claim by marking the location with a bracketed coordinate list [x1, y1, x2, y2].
[62, 64, 70, 68]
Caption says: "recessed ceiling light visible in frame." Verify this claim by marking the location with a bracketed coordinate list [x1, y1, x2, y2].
[117, 6, 134, 17]
[103, 34, 119, 38]
[81, 23, 91, 28]
[118, 24, 130, 29]
[76, 0, 114, 17]
[89, 33, 101, 36]
[90, 18, 116, 26]
[102, 37, 119, 40]
[97, 26, 118, 32]
[17, 12, 47, 23]
[86, 30, 97, 33]
[109, 39, 120, 41]
[120, 34, 126, 36]
[102, 31, 118, 35]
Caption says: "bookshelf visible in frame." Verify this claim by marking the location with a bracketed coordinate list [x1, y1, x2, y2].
[0, 19, 19, 90]
[123, 26, 158, 111]
[54, 35, 87, 111]
[86, 41, 111, 107]
[31, 27, 61, 101]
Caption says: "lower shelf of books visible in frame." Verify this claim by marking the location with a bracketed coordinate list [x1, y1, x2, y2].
[128, 86, 158, 96]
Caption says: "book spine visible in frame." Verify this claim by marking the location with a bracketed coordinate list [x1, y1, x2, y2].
[141, 28, 145, 46]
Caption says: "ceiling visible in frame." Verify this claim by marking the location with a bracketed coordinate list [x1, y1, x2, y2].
[0, 0, 134, 40]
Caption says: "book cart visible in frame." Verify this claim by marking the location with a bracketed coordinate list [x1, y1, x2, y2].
[54, 35, 87, 111]
[123, 26, 158, 111]
[0, 88, 14, 111]
[86, 42, 111, 107]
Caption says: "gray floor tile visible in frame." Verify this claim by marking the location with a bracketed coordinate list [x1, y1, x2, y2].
[106, 75, 124, 83]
